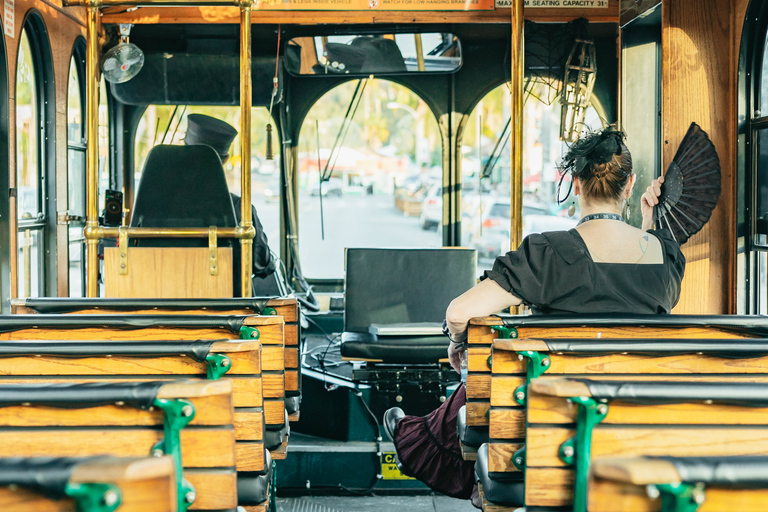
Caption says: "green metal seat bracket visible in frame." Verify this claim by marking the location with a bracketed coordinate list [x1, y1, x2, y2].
[558, 396, 609, 512]
[64, 482, 122, 512]
[152, 397, 197, 512]
[205, 353, 232, 380]
[262, 307, 278, 316]
[491, 325, 516, 339]
[512, 445, 526, 471]
[648, 482, 706, 512]
[240, 326, 260, 340]
[513, 350, 551, 405]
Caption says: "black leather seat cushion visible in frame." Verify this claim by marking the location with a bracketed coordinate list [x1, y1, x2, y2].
[653, 456, 768, 487]
[0, 340, 215, 362]
[540, 338, 768, 357]
[474, 444, 524, 506]
[457, 406, 489, 448]
[581, 379, 768, 407]
[340, 332, 448, 363]
[0, 381, 164, 410]
[237, 450, 272, 505]
[285, 395, 300, 415]
[18, 297, 274, 314]
[0, 314, 246, 333]
[264, 411, 290, 450]
[0, 457, 94, 499]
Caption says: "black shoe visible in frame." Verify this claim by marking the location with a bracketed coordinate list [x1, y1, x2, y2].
[383, 407, 405, 442]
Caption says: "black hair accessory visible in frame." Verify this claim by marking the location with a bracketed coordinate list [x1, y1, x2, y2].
[555, 126, 628, 204]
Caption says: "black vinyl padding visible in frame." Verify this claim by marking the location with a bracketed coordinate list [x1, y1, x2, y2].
[0, 314, 246, 333]
[457, 405, 489, 448]
[542, 339, 768, 358]
[581, 379, 768, 407]
[652, 456, 768, 487]
[498, 313, 768, 337]
[474, 444, 524, 506]
[237, 450, 272, 505]
[0, 381, 165, 410]
[0, 340, 216, 362]
[0, 456, 98, 499]
[264, 411, 290, 450]
[340, 332, 449, 363]
[17, 297, 274, 314]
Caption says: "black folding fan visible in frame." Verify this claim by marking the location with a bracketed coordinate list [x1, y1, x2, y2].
[653, 122, 721, 244]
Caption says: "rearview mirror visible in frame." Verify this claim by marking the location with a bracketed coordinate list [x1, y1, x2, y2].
[285, 33, 462, 76]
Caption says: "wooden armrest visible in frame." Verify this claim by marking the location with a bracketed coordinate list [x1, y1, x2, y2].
[492, 339, 549, 352]
[529, 378, 591, 397]
[591, 457, 681, 485]
[469, 316, 504, 326]
[157, 379, 232, 399]
[71, 456, 176, 483]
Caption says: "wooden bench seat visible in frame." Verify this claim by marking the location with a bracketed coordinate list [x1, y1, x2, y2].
[590, 455, 768, 512]
[525, 377, 768, 512]
[0, 314, 287, 455]
[11, 297, 302, 421]
[0, 380, 236, 511]
[0, 456, 177, 512]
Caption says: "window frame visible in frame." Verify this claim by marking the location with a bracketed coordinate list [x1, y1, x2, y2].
[67, 38, 87, 297]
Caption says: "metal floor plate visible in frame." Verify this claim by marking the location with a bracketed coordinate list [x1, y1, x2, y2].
[277, 496, 476, 512]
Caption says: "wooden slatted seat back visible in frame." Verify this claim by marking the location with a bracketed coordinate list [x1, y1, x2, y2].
[11, 297, 302, 421]
[0, 314, 286, 447]
[0, 339, 266, 473]
[0, 456, 177, 512]
[0, 380, 236, 512]
[525, 377, 768, 512]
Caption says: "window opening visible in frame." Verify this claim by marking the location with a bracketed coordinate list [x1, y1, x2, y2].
[67, 51, 86, 297]
[134, 105, 281, 257]
[298, 79, 442, 279]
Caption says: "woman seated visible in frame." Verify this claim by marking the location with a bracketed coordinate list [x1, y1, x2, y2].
[383, 127, 685, 507]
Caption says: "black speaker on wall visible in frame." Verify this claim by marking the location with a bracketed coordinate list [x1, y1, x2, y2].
[103, 189, 123, 227]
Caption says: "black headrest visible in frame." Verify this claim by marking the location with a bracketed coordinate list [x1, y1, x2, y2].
[579, 379, 768, 407]
[131, 145, 237, 229]
[17, 297, 272, 314]
[0, 381, 165, 410]
[0, 457, 95, 499]
[652, 456, 768, 487]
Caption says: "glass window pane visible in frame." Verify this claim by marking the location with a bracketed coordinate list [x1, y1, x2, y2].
[98, 78, 110, 210]
[17, 229, 42, 298]
[462, 84, 602, 273]
[69, 239, 84, 297]
[755, 128, 768, 246]
[133, 105, 281, 257]
[298, 79, 442, 279]
[16, 29, 38, 219]
[67, 57, 82, 143]
[761, 30, 768, 115]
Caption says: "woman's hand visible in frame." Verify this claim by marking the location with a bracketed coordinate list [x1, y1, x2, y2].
[640, 174, 664, 231]
[448, 342, 465, 374]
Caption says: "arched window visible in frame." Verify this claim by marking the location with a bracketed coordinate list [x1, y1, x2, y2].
[298, 79, 442, 279]
[67, 40, 86, 297]
[16, 21, 53, 298]
[461, 84, 601, 273]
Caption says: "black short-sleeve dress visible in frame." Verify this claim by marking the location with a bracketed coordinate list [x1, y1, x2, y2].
[483, 228, 685, 314]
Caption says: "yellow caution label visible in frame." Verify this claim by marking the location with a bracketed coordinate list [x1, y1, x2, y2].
[380, 452, 415, 480]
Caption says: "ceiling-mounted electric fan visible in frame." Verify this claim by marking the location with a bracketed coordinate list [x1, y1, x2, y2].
[102, 24, 144, 84]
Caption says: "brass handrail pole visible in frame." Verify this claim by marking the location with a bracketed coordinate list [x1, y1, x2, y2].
[85, 4, 101, 297]
[239, 1, 254, 297]
[510, 0, 524, 253]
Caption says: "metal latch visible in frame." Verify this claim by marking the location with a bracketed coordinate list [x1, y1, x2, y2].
[118, 227, 128, 275]
[57, 211, 86, 225]
[209, 226, 218, 276]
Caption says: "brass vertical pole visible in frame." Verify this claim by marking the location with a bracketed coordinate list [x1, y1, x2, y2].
[85, 5, 100, 297]
[239, 2, 254, 297]
[510, 0, 524, 252]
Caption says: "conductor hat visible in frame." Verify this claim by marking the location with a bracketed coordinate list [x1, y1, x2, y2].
[184, 114, 238, 160]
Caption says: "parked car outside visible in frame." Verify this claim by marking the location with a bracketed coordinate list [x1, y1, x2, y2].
[419, 185, 441, 230]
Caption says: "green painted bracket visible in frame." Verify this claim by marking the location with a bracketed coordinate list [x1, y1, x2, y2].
[513, 351, 551, 405]
[487, 355, 492, 370]
[269, 459, 278, 512]
[512, 445, 526, 471]
[262, 307, 278, 316]
[558, 397, 608, 512]
[491, 326, 517, 339]
[651, 482, 706, 512]
[152, 397, 197, 512]
[240, 326, 260, 340]
[205, 353, 232, 380]
[65, 482, 121, 512]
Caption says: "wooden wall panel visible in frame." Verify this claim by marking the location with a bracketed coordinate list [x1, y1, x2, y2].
[4, 2, 86, 298]
[663, 0, 735, 314]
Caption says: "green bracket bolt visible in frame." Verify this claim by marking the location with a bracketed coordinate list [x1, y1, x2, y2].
[240, 326, 260, 340]
[512, 445, 526, 471]
[486, 355, 492, 370]
[65, 482, 121, 512]
[262, 307, 278, 316]
[513, 351, 551, 405]
[152, 397, 197, 512]
[558, 397, 609, 512]
[650, 482, 706, 512]
[205, 353, 232, 380]
[269, 459, 278, 512]
[491, 326, 517, 339]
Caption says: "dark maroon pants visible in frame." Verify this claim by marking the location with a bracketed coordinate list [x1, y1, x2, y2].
[393, 384, 475, 499]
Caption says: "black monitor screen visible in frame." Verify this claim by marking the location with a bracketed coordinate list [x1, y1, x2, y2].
[344, 248, 478, 332]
